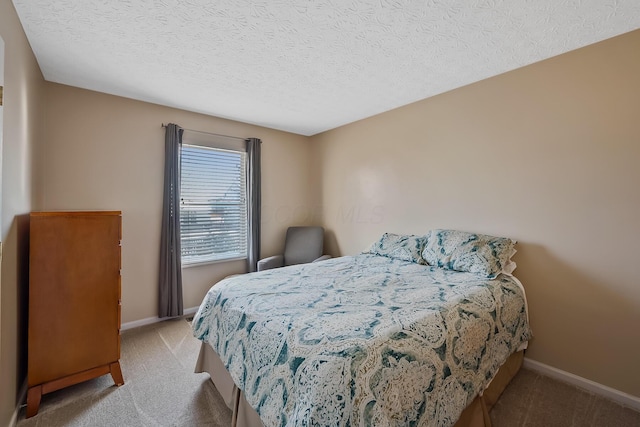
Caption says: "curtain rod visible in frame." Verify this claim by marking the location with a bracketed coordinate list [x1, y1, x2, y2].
[161, 123, 246, 141]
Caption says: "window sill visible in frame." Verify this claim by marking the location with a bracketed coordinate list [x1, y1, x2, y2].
[182, 256, 247, 269]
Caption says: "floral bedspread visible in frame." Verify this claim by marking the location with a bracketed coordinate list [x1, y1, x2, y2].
[193, 254, 531, 427]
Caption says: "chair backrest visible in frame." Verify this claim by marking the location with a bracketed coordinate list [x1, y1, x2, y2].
[283, 226, 324, 266]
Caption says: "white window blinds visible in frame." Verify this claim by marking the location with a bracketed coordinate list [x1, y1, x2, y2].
[180, 144, 247, 264]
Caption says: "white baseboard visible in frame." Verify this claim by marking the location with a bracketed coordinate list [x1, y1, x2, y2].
[120, 306, 199, 331]
[523, 357, 640, 412]
[9, 380, 28, 427]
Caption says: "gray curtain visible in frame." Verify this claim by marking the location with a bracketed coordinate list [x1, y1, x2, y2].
[246, 138, 262, 272]
[159, 123, 184, 318]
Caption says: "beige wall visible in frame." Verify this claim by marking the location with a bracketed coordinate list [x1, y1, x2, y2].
[311, 29, 640, 397]
[0, 0, 45, 425]
[41, 83, 317, 321]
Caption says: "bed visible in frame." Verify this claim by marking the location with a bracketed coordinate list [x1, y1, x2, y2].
[192, 230, 532, 427]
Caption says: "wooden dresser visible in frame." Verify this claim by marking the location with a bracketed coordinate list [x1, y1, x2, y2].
[27, 211, 124, 418]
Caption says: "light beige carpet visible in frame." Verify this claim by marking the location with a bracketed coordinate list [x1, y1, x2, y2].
[490, 368, 640, 427]
[17, 319, 231, 427]
[16, 318, 640, 427]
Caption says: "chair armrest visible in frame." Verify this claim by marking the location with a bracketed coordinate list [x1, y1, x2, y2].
[257, 255, 284, 271]
[312, 255, 332, 263]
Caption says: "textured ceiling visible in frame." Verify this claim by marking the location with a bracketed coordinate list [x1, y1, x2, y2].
[12, 1, 640, 136]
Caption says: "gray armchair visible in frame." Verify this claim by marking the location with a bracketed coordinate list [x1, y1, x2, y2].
[257, 226, 331, 271]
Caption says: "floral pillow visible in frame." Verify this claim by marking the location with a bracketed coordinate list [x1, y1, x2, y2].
[364, 233, 428, 265]
[422, 229, 516, 278]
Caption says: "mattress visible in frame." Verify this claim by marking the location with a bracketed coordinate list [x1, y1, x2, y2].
[193, 254, 531, 426]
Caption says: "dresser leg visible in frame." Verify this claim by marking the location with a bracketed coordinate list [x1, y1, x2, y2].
[110, 361, 124, 386]
[26, 385, 42, 418]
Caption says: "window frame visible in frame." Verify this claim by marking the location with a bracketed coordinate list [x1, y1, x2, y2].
[179, 134, 248, 267]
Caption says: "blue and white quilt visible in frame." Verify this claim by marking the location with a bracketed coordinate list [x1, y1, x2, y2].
[193, 254, 531, 427]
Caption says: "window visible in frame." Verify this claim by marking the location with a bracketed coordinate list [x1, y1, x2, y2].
[180, 144, 247, 264]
